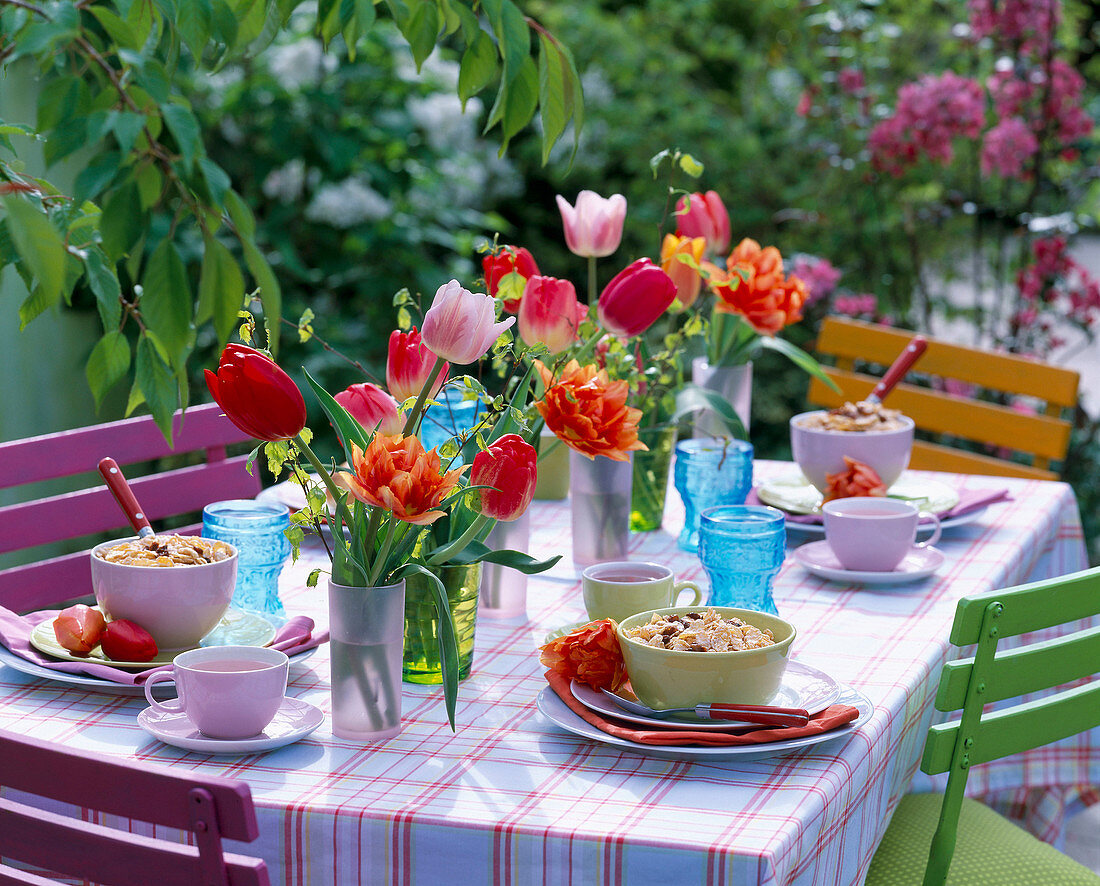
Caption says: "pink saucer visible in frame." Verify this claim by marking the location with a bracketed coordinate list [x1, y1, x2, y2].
[138, 696, 323, 754]
[793, 540, 944, 585]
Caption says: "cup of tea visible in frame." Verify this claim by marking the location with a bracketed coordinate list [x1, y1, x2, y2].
[822, 497, 942, 573]
[143, 645, 289, 739]
[581, 561, 705, 623]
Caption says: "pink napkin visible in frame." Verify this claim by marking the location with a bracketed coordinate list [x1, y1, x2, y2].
[0, 608, 328, 686]
[747, 486, 1012, 525]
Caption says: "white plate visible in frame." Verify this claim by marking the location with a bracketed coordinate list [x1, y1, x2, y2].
[757, 473, 960, 517]
[138, 696, 324, 754]
[570, 659, 841, 730]
[794, 540, 945, 584]
[29, 608, 276, 669]
[536, 685, 873, 762]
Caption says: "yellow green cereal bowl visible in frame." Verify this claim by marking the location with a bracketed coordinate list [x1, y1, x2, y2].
[615, 606, 796, 710]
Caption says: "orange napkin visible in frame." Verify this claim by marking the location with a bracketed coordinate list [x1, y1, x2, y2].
[545, 671, 860, 747]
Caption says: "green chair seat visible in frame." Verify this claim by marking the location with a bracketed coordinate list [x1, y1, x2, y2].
[867, 793, 1100, 885]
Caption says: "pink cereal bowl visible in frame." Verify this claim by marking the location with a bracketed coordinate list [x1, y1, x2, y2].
[789, 410, 915, 493]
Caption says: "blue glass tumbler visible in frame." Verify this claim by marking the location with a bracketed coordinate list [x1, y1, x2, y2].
[202, 500, 291, 621]
[673, 438, 754, 552]
[418, 388, 486, 456]
[697, 505, 786, 616]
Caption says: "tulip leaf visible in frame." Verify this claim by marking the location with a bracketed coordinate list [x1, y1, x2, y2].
[756, 336, 842, 392]
[672, 384, 748, 440]
[393, 561, 459, 731]
[303, 368, 371, 456]
[443, 540, 561, 573]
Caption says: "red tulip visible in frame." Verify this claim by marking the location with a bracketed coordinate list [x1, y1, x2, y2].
[517, 275, 588, 354]
[675, 190, 731, 256]
[205, 344, 307, 442]
[334, 382, 403, 435]
[483, 246, 539, 313]
[387, 327, 449, 404]
[471, 434, 538, 521]
[100, 619, 158, 662]
[53, 604, 106, 655]
[596, 258, 677, 338]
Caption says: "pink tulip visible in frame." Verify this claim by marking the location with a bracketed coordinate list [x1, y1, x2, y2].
[387, 327, 449, 403]
[471, 434, 538, 521]
[517, 275, 588, 354]
[555, 191, 627, 258]
[675, 190, 731, 256]
[421, 280, 516, 365]
[334, 382, 404, 435]
[483, 246, 539, 313]
[597, 258, 677, 338]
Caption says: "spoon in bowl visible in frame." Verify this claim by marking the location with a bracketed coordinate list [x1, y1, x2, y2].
[600, 687, 810, 727]
[865, 335, 927, 405]
[97, 457, 155, 538]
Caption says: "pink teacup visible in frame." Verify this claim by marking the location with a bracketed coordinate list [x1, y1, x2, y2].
[822, 497, 941, 573]
[144, 645, 289, 739]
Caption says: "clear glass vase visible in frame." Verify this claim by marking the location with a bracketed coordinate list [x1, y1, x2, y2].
[570, 450, 633, 566]
[480, 510, 532, 619]
[692, 357, 753, 436]
[630, 425, 678, 532]
[402, 562, 481, 683]
[328, 579, 405, 741]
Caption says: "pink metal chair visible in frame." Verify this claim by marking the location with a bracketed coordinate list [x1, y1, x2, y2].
[0, 728, 270, 885]
[0, 404, 260, 613]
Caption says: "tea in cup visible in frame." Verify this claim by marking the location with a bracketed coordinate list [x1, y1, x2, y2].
[822, 497, 942, 573]
[143, 645, 289, 739]
[582, 561, 704, 623]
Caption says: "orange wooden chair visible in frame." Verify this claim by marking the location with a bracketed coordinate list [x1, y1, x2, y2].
[806, 317, 1080, 480]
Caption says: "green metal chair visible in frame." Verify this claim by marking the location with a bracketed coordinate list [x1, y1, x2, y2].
[866, 566, 1100, 885]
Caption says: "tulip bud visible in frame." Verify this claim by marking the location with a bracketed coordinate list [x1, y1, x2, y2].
[597, 258, 677, 338]
[53, 604, 106, 655]
[471, 434, 538, 521]
[334, 382, 403, 435]
[205, 344, 307, 443]
[387, 327, 449, 404]
[100, 619, 159, 662]
[421, 280, 515, 365]
[555, 191, 627, 258]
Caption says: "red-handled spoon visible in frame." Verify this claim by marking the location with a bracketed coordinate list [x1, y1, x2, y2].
[866, 335, 927, 405]
[97, 457, 155, 538]
[601, 688, 810, 727]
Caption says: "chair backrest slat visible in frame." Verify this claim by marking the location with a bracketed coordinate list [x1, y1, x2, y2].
[808, 317, 1079, 478]
[0, 730, 269, 886]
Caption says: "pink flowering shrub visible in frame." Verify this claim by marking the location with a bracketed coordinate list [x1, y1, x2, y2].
[790, 255, 842, 306]
[1012, 237, 1100, 354]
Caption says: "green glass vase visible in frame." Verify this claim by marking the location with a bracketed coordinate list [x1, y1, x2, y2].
[402, 562, 482, 684]
[630, 424, 678, 532]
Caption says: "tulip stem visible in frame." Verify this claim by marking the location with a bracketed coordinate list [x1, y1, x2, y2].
[571, 327, 606, 365]
[426, 513, 493, 566]
[401, 355, 448, 437]
[587, 256, 597, 306]
[368, 517, 397, 586]
[293, 434, 353, 531]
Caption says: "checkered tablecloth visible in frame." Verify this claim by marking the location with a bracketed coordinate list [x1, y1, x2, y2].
[0, 462, 1093, 886]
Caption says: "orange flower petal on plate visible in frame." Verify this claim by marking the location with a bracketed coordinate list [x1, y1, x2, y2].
[823, 456, 889, 503]
[538, 619, 627, 691]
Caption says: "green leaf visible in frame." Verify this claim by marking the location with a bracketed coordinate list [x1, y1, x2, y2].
[242, 238, 282, 351]
[89, 6, 141, 50]
[18, 284, 55, 329]
[100, 182, 146, 262]
[443, 540, 560, 573]
[224, 188, 256, 238]
[497, 56, 538, 151]
[178, 0, 214, 59]
[198, 234, 245, 347]
[74, 152, 122, 204]
[303, 368, 370, 457]
[198, 157, 231, 206]
[405, 0, 440, 69]
[458, 31, 496, 105]
[135, 163, 164, 210]
[756, 336, 841, 391]
[672, 384, 748, 439]
[342, 0, 377, 56]
[110, 111, 147, 155]
[3, 195, 65, 315]
[134, 335, 179, 441]
[83, 246, 122, 331]
[141, 238, 194, 366]
[537, 34, 567, 165]
[161, 103, 202, 168]
[86, 330, 132, 410]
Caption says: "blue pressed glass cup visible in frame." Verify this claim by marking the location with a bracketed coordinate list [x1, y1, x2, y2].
[202, 500, 291, 622]
[673, 438, 754, 552]
[697, 505, 786, 616]
[418, 388, 486, 457]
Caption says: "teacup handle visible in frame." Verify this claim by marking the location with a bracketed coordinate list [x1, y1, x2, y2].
[143, 669, 185, 714]
[673, 579, 704, 607]
[916, 511, 942, 549]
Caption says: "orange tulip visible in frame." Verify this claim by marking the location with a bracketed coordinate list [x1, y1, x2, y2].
[534, 360, 648, 462]
[336, 434, 466, 525]
[708, 238, 807, 335]
[660, 234, 706, 310]
[823, 457, 889, 503]
[538, 619, 627, 690]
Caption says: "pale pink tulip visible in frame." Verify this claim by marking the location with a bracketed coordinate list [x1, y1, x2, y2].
[555, 191, 627, 258]
[421, 279, 515, 364]
[518, 276, 587, 354]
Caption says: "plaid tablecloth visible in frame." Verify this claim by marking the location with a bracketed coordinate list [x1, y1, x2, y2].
[0, 463, 1093, 886]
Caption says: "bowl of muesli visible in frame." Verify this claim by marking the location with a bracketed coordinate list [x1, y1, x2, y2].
[790, 402, 915, 493]
[90, 534, 238, 651]
[615, 606, 796, 709]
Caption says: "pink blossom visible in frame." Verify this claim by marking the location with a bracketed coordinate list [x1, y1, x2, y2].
[968, 0, 1060, 53]
[981, 117, 1039, 179]
[838, 67, 865, 95]
[790, 255, 842, 305]
[833, 293, 878, 317]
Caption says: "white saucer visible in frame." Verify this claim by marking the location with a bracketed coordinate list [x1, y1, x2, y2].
[571, 659, 841, 730]
[138, 696, 324, 753]
[794, 540, 944, 584]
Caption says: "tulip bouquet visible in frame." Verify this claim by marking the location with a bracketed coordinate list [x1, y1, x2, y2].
[205, 281, 559, 730]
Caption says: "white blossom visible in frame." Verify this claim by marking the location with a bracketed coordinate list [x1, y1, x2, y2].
[262, 160, 307, 203]
[266, 39, 337, 91]
[305, 178, 392, 228]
